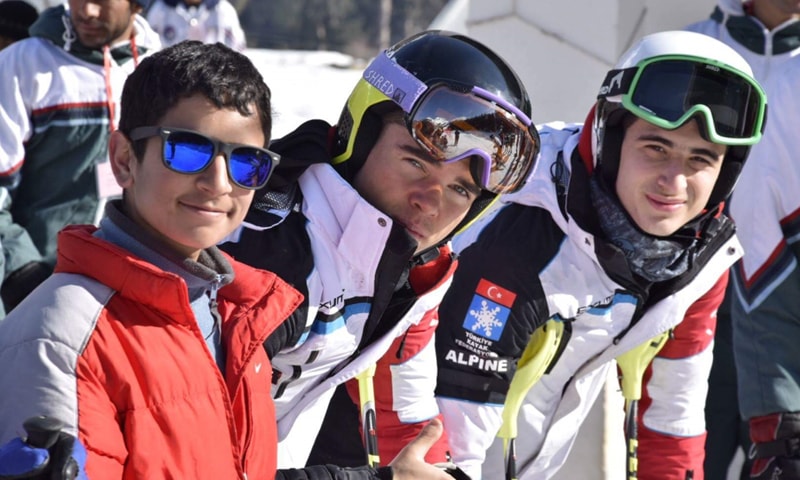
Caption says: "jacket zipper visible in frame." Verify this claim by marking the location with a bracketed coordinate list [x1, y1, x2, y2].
[208, 275, 250, 478]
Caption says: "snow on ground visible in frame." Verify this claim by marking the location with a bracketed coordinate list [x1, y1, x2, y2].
[244, 48, 368, 139]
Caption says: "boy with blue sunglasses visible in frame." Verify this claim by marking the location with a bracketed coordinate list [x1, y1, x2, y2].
[0, 39, 301, 479]
[0, 40, 456, 480]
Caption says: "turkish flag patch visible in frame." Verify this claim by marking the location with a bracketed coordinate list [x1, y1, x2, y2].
[475, 278, 516, 307]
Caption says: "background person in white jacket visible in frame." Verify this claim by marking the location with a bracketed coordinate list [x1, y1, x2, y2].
[687, 0, 800, 478]
[146, 0, 245, 51]
[0, 0, 161, 316]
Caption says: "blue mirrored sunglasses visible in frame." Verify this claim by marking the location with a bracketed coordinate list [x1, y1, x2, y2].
[128, 126, 280, 190]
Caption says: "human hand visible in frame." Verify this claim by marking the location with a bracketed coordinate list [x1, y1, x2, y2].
[388, 418, 470, 479]
[0, 416, 87, 480]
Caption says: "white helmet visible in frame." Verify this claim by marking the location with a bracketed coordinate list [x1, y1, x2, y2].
[593, 30, 767, 207]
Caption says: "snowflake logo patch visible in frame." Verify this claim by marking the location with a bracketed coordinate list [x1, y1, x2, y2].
[462, 279, 515, 341]
[463, 296, 510, 341]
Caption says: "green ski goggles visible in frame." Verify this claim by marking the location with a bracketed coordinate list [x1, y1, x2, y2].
[600, 55, 767, 146]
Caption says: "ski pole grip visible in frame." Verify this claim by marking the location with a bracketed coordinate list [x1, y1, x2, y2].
[23, 416, 65, 449]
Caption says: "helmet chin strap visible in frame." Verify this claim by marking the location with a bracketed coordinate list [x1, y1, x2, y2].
[578, 106, 596, 175]
[597, 123, 625, 191]
[333, 104, 395, 183]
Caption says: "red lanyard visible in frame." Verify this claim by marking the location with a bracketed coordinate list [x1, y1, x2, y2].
[103, 32, 140, 132]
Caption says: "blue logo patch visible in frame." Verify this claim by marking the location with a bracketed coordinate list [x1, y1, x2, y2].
[462, 295, 510, 341]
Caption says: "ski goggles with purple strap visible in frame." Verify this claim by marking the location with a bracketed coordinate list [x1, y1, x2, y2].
[364, 52, 540, 194]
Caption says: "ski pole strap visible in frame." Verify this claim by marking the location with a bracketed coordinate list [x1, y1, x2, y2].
[616, 330, 671, 402]
[617, 331, 670, 480]
[498, 317, 566, 453]
[749, 437, 800, 459]
[356, 364, 380, 468]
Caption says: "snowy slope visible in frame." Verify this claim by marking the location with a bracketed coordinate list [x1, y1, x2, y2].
[244, 48, 366, 140]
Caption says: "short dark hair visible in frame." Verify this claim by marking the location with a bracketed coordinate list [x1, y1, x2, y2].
[0, 0, 38, 41]
[119, 41, 272, 157]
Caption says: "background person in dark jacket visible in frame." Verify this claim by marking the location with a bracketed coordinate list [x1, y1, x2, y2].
[686, 1, 800, 478]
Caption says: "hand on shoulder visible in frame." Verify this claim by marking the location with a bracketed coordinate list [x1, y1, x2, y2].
[388, 418, 467, 479]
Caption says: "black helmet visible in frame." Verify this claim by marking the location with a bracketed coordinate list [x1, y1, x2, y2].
[332, 30, 539, 233]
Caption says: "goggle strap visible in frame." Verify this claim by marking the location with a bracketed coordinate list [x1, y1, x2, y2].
[362, 51, 428, 114]
[472, 86, 533, 126]
[597, 67, 637, 99]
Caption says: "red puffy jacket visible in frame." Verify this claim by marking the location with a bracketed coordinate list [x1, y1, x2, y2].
[0, 225, 303, 479]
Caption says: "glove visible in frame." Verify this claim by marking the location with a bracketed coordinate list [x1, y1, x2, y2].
[1, 261, 52, 313]
[0, 416, 87, 480]
[749, 412, 800, 479]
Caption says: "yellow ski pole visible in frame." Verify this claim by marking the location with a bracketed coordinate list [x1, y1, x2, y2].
[615, 331, 671, 480]
[356, 364, 380, 468]
[498, 318, 565, 480]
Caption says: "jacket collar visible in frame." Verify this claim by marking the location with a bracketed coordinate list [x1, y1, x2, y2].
[710, 5, 800, 54]
[29, 4, 159, 65]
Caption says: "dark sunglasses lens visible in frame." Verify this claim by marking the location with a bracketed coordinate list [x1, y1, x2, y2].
[164, 131, 215, 173]
[229, 148, 273, 188]
[632, 60, 758, 139]
[685, 70, 759, 138]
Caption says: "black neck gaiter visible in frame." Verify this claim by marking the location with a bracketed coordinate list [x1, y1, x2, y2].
[589, 175, 697, 283]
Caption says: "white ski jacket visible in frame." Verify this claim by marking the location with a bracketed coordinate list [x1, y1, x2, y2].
[436, 122, 741, 479]
[225, 163, 455, 467]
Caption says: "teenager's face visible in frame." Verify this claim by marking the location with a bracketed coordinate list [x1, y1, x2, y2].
[354, 122, 481, 254]
[615, 117, 725, 237]
[68, 0, 139, 49]
[753, 0, 800, 28]
[109, 94, 263, 260]
[763, 0, 800, 14]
